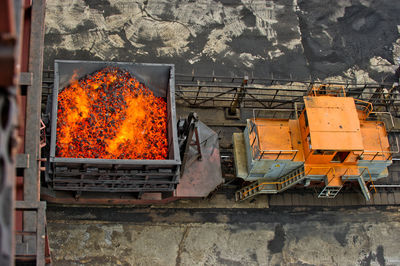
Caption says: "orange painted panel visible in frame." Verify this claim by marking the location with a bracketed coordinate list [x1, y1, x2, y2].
[306, 152, 336, 164]
[304, 96, 364, 151]
[255, 119, 292, 151]
[249, 118, 303, 161]
[357, 120, 391, 161]
[288, 119, 304, 162]
[305, 164, 360, 187]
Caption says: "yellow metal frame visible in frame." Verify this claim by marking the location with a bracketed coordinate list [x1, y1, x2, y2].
[359, 166, 377, 194]
[354, 98, 374, 118]
[242, 166, 334, 197]
[242, 170, 306, 197]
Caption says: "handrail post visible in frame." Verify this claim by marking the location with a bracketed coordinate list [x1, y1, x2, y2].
[326, 168, 331, 176]
[276, 151, 282, 161]
[365, 167, 377, 194]
[256, 129, 262, 156]
[343, 168, 349, 177]
[370, 152, 379, 162]
[292, 151, 298, 161]
[370, 175, 377, 194]
[250, 121, 255, 134]
[251, 135, 257, 147]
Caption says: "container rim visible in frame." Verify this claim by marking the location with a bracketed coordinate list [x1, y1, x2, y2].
[49, 60, 181, 165]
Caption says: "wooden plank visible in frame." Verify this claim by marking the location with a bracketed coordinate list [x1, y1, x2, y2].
[282, 193, 292, 206]
[393, 192, 400, 204]
[310, 193, 320, 206]
[352, 193, 366, 206]
[335, 193, 346, 206]
[380, 192, 389, 205]
[330, 193, 344, 206]
[291, 194, 301, 206]
[387, 192, 396, 205]
[302, 194, 315, 206]
[269, 194, 284, 206]
[342, 193, 355, 206]
[371, 192, 383, 205]
[255, 190, 400, 207]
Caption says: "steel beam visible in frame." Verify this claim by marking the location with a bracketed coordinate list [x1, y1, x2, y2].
[21, 1, 47, 265]
[24, 0, 45, 202]
[15, 201, 46, 266]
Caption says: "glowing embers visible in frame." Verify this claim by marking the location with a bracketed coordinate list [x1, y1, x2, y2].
[56, 67, 168, 160]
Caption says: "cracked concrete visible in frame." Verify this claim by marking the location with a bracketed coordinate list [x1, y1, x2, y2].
[47, 206, 400, 265]
[175, 227, 190, 266]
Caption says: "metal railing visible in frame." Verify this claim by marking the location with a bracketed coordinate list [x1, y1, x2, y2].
[240, 164, 382, 199]
[359, 167, 377, 194]
[340, 166, 377, 196]
[252, 108, 295, 120]
[355, 98, 374, 117]
[41, 71, 400, 115]
[307, 166, 337, 186]
[309, 84, 346, 97]
[357, 119, 399, 162]
[173, 74, 399, 110]
[242, 165, 340, 197]
[359, 151, 393, 161]
[242, 169, 307, 198]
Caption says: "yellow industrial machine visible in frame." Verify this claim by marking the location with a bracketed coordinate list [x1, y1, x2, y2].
[234, 85, 395, 201]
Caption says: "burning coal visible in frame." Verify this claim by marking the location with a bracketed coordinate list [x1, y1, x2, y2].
[56, 67, 168, 160]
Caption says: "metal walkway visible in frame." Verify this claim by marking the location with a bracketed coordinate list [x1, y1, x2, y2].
[236, 166, 306, 201]
[42, 71, 400, 113]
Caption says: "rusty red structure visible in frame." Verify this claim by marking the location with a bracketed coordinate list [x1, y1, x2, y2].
[0, 0, 18, 265]
[4, 0, 50, 265]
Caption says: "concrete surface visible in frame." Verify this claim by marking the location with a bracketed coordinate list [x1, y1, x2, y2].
[47, 206, 400, 265]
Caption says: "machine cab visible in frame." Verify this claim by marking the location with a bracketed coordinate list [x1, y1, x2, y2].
[298, 94, 364, 165]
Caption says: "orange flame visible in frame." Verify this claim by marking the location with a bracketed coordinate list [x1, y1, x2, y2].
[56, 67, 168, 160]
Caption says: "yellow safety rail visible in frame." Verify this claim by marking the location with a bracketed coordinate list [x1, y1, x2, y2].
[242, 166, 341, 197]
[333, 166, 376, 194]
[354, 98, 373, 118]
[242, 170, 306, 198]
[359, 166, 377, 194]
[241, 165, 376, 198]
[310, 166, 339, 187]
